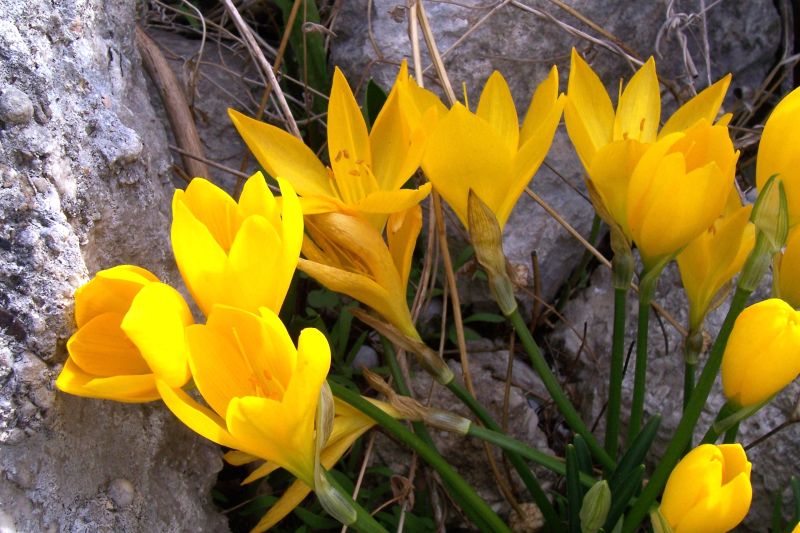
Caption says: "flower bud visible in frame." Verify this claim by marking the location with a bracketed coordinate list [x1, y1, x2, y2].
[722, 298, 800, 407]
[659, 444, 752, 533]
[579, 480, 611, 533]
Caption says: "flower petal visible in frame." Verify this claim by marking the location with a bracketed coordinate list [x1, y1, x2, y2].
[238, 172, 278, 222]
[564, 49, 614, 167]
[613, 57, 660, 143]
[74, 265, 157, 328]
[520, 65, 560, 146]
[67, 312, 150, 376]
[369, 83, 422, 191]
[226, 215, 284, 313]
[660, 74, 731, 137]
[355, 184, 432, 215]
[476, 71, 519, 152]
[121, 282, 193, 388]
[56, 358, 160, 402]
[387, 205, 422, 290]
[180, 178, 242, 252]
[228, 109, 333, 198]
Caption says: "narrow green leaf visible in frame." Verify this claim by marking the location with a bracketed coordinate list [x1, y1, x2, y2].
[604, 465, 644, 531]
[364, 79, 388, 129]
[566, 444, 583, 533]
[608, 415, 660, 494]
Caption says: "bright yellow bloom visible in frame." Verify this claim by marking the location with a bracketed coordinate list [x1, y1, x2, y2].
[171, 172, 302, 317]
[299, 207, 421, 339]
[659, 443, 752, 533]
[156, 305, 331, 487]
[626, 118, 737, 268]
[775, 226, 800, 308]
[421, 67, 564, 228]
[56, 265, 192, 402]
[722, 298, 800, 407]
[227, 398, 396, 532]
[229, 64, 436, 228]
[677, 195, 754, 330]
[756, 86, 800, 228]
[565, 49, 731, 241]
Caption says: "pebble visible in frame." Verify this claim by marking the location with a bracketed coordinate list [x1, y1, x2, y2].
[0, 86, 34, 124]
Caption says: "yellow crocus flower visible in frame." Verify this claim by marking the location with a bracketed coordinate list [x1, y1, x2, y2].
[171, 172, 302, 316]
[626, 118, 738, 269]
[756, 86, 800, 228]
[299, 206, 422, 340]
[229, 64, 437, 228]
[56, 265, 193, 402]
[775, 226, 800, 308]
[677, 194, 754, 330]
[722, 298, 800, 407]
[227, 398, 397, 532]
[156, 305, 331, 488]
[565, 49, 731, 240]
[659, 443, 752, 533]
[421, 66, 564, 228]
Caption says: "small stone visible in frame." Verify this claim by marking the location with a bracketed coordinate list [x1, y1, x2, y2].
[107, 478, 135, 509]
[352, 345, 379, 369]
[508, 502, 544, 533]
[0, 87, 34, 124]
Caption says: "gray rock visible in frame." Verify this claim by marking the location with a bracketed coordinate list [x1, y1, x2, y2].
[0, 0, 227, 531]
[551, 264, 799, 530]
[329, 0, 780, 304]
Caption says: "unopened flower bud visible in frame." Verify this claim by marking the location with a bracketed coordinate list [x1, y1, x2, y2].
[580, 480, 611, 533]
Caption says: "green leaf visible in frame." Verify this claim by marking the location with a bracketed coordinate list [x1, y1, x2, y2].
[293, 506, 339, 530]
[463, 312, 506, 324]
[566, 444, 583, 533]
[307, 288, 340, 310]
[603, 465, 644, 531]
[608, 415, 660, 494]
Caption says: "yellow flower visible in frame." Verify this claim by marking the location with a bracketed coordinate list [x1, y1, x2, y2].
[229, 64, 436, 228]
[626, 118, 737, 268]
[775, 226, 800, 308]
[659, 443, 752, 533]
[677, 195, 755, 330]
[722, 298, 800, 407]
[171, 172, 302, 316]
[565, 49, 731, 240]
[156, 305, 331, 487]
[756, 86, 800, 228]
[421, 67, 564, 228]
[226, 398, 396, 532]
[299, 207, 421, 339]
[56, 265, 193, 402]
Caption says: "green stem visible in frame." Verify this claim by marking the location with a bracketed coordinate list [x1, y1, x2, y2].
[447, 382, 560, 530]
[322, 469, 389, 533]
[606, 287, 628, 462]
[723, 422, 740, 444]
[330, 382, 512, 533]
[507, 308, 615, 471]
[628, 267, 661, 442]
[622, 286, 751, 532]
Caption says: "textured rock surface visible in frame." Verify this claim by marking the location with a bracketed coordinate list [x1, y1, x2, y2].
[551, 265, 799, 529]
[0, 1, 226, 531]
[330, 0, 781, 303]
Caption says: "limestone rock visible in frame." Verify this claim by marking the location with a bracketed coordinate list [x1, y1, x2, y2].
[0, 0, 227, 530]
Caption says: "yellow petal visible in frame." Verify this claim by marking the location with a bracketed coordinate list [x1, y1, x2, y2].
[250, 478, 313, 532]
[387, 205, 422, 290]
[502, 93, 565, 227]
[121, 282, 193, 388]
[171, 191, 227, 316]
[155, 379, 240, 449]
[227, 395, 316, 486]
[721, 299, 800, 406]
[185, 322, 254, 416]
[238, 172, 278, 222]
[228, 109, 332, 198]
[355, 183, 432, 214]
[328, 67, 373, 202]
[476, 71, 519, 152]
[660, 445, 723, 528]
[520, 66, 559, 146]
[564, 49, 614, 167]
[298, 195, 346, 215]
[369, 83, 423, 192]
[223, 450, 259, 466]
[180, 178, 242, 252]
[756, 86, 800, 227]
[242, 461, 280, 485]
[56, 358, 160, 402]
[74, 265, 157, 328]
[67, 312, 150, 376]
[226, 215, 284, 312]
[421, 103, 514, 227]
[613, 57, 660, 143]
[587, 138, 648, 237]
[660, 74, 731, 137]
